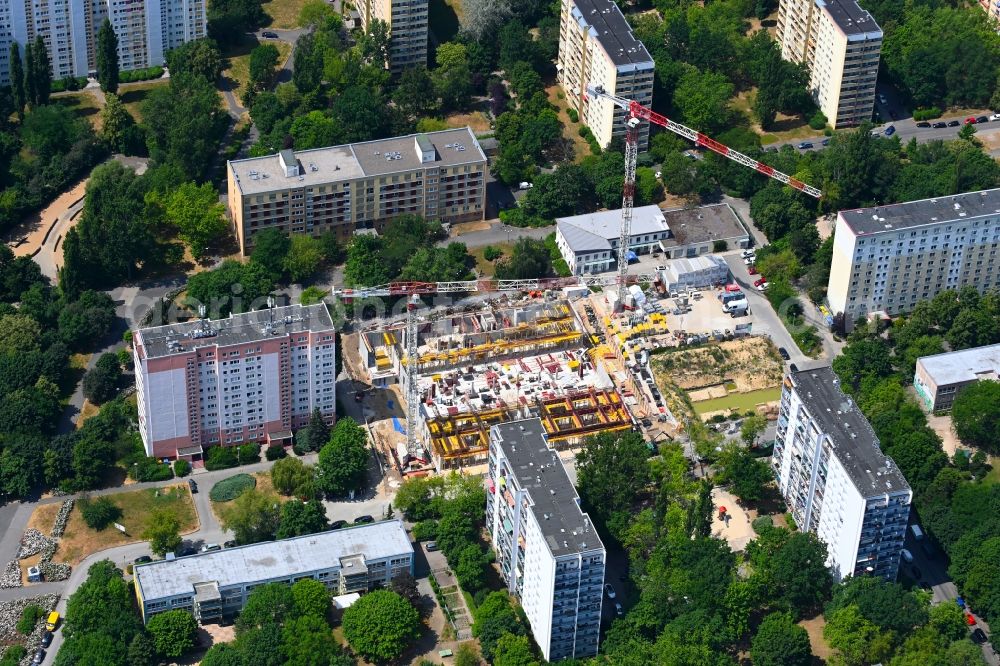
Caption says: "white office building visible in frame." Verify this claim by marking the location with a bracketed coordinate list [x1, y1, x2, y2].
[486, 419, 605, 662]
[827, 189, 1000, 327]
[772, 366, 911, 581]
[0, 0, 207, 86]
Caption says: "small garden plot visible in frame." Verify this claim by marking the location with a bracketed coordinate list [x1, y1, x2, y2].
[209, 473, 257, 502]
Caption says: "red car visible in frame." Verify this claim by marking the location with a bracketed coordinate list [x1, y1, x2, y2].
[966, 613, 976, 626]
[754, 277, 767, 287]
[965, 116, 977, 124]
[748, 265, 758, 275]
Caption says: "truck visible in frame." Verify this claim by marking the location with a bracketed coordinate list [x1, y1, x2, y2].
[46, 612, 59, 631]
[910, 524, 924, 541]
[718, 290, 744, 305]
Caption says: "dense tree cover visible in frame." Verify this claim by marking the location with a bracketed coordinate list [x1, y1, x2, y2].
[184, 259, 275, 317]
[493, 239, 554, 280]
[100, 93, 143, 155]
[750, 611, 813, 666]
[166, 38, 225, 82]
[832, 291, 1000, 627]
[156, 181, 230, 261]
[82, 352, 122, 404]
[207, 0, 267, 46]
[219, 488, 283, 544]
[342, 589, 421, 662]
[146, 610, 198, 659]
[317, 417, 369, 497]
[294, 407, 330, 454]
[950, 380, 1000, 455]
[472, 592, 533, 663]
[575, 431, 652, 537]
[56, 560, 146, 666]
[715, 443, 773, 503]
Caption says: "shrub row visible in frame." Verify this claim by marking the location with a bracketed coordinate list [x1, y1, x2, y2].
[119, 66, 164, 83]
[51, 76, 89, 93]
[913, 107, 942, 121]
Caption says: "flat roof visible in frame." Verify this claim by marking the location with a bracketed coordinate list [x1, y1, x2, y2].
[570, 0, 654, 69]
[229, 128, 487, 196]
[789, 367, 910, 497]
[137, 304, 334, 359]
[135, 521, 413, 601]
[917, 342, 1000, 386]
[492, 419, 604, 557]
[840, 188, 1000, 236]
[816, 0, 881, 36]
[661, 203, 749, 246]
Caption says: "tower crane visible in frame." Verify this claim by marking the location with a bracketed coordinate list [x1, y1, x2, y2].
[331, 273, 658, 464]
[584, 85, 823, 306]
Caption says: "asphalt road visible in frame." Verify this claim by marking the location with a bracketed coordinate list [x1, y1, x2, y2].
[768, 116, 1000, 153]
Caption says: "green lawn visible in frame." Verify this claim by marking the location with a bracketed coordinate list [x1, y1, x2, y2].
[223, 39, 292, 102]
[692, 386, 783, 416]
[119, 80, 170, 122]
[262, 0, 311, 29]
[54, 92, 102, 130]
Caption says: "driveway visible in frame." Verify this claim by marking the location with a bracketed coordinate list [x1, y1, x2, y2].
[441, 220, 554, 249]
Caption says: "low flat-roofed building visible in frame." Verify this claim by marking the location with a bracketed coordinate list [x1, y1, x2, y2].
[554, 203, 749, 275]
[134, 521, 414, 624]
[914, 342, 1000, 412]
[660, 255, 731, 293]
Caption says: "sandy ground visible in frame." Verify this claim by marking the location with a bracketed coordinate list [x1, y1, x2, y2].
[8, 179, 88, 255]
[799, 614, 834, 660]
[927, 413, 962, 458]
[652, 337, 784, 392]
[711, 487, 757, 552]
[451, 220, 492, 235]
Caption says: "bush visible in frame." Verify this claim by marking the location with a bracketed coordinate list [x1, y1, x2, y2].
[566, 107, 579, 123]
[205, 445, 238, 471]
[0, 646, 26, 666]
[118, 66, 164, 83]
[265, 445, 287, 461]
[173, 459, 191, 477]
[913, 107, 942, 121]
[209, 473, 257, 502]
[130, 456, 175, 482]
[412, 519, 439, 541]
[807, 110, 827, 130]
[79, 496, 123, 530]
[237, 443, 261, 464]
[713, 240, 728, 252]
[752, 516, 774, 532]
[17, 605, 45, 634]
[483, 246, 503, 262]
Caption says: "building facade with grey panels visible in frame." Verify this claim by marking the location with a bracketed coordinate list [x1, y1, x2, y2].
[486, 419, 605, 662]
[226, 128, 488, 255]
[827, 189, 1000, 327]
[772, 367, 911, 580]
[914, 342, 1000, 412]
[134, 521, 414, 624]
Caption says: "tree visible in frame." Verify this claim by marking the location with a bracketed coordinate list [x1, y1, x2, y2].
[770, 531, 832, 615]
[294, 408, 329, 454]
[576, 431, 651, 531]
[276, 499, 328, 539]
[95, 19, 119, 94]
[472, 592, 526, 662]
[282, 613, 350, 666]
[82, 353, 121, 404]
[221, 489, 282, 544]
[358, 18, 390, 67]
[166, 38, 224, 81]
[9, 42, 25, 115]
[250, 228, 291, 278]
[283, 234, 325, 283]
[750, 611, 812, 666]
[950, 380, 1000, 455]
[271, 457, 316, 497]
[393, 67, 438, 118]
[199, 643, 245, 666]
[823, 605, 890, 666]
[247, 43, 280, 100]
[100, 93, 141, 154]
[672, 67, 733, 135]
[298, 0, 338, 27]
[289, 111, 339, 150]
[79, 496, 122, 530]
[291, 577, 331, 618]
[453, 543, 492, 592]
[342, 589, 421, 663]
[460, 0, 512, 41]
[389, 570, 420, 609]
[741, 415, 767, 446]
[433, 42, 473, 111]
[493, 633, 538, 666]
[185, 260, 274, 317]
[63, 560, 142, 646]
[142, 510, 181, 556]
[716, 444, 772, 503]
[236, 583, 294, 633]
[331, 85, 390, 143]
[825, 575, 927, 635]
[494, 238, 553, 280]
[126, 632, 156, 666]
[29, 35, 51, 106]
[146, 610, 197, 658]
[317, 418, 369, 496]
[160, 182, 229, 260]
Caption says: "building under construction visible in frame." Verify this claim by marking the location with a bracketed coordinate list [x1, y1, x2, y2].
[356, 297, 635, 469]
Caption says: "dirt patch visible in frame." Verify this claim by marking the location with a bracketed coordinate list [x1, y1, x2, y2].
[76, 400, 100, 429]
[798, 614, 833, 660]
[26, 504, 62, 537]
[451, 221, 492, 235]
[51, 485, 198, 565]
[652, 337, 784, 392]
[444, 111, 492, 134]
[711, 487, 757, 552]
[927, 413, 962, 457]
[545, 84, 592, 163]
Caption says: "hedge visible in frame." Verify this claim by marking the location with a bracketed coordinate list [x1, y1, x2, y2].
[51, 76, 88, 93]
[209, 474, 257, 502]
[118, 66, 164, 83]
[913, 107, 942, 121]
[265, 445, 287, 461]
[173, 459, 191, 477]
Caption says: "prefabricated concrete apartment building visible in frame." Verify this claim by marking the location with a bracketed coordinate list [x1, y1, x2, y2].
[226, 128, 488, 255]
[133, 304, 337, 459]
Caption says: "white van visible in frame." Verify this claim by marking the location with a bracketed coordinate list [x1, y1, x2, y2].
[901, 548, 914, 563]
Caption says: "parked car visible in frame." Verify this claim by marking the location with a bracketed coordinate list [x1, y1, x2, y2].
[614, 602, 624, 616]
[976, 115, 988, 123]
[134, 555, 152, 565]
[756, 282, 769, 291]
[884, 125, 895, 136]
[604, 584, 616, 599]
[743, 256, 755, 265]
[32, 649, 44, 665]
[200, 543, 221, 553]
[354, 515, 374, 524]
[778, 347, 790, 360]
[753, 277, 767, 287]
[878, 93, 887, 104]
[797, 141, 813, 149]
[41, 632, 53, 648]
[224, 540, 238, 548]
[916, 121, 931, 128]
[46, 612, 59, 632]
[748, 265, 758, 275]
[188, 479, 198, 493]
[177, 545, 197, 557]
[261, 31, 279, 38]
[821, 137, 830, 146]
[966, 613, 977, 626]
[965, 116, 977, 124]
[972, 628, 988, 643]
[426, 541, 439, 552]
[957, 596, 966, 609]
[990, 113, 1000, 122]
[932, 121, 948, 128]
[329, 520, 348, 530]
[901, 548, 914, 563]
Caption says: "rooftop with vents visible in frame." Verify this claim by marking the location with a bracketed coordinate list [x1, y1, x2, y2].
[840, 188, 1000, 235]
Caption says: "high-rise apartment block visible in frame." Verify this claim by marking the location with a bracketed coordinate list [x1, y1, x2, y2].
[777, 0, 881, 128]
[226, 128, 488, 255]
[558, 0, 654, 151]
[827, 189, 1000, 326]
[979, 0, 1000, 22]
[486, 419, 605, 662]
[0, 0, 206, 86]
[772, 367, 911, 580]
[356, 0, 427, 73]
[133, 304, 337, 460]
